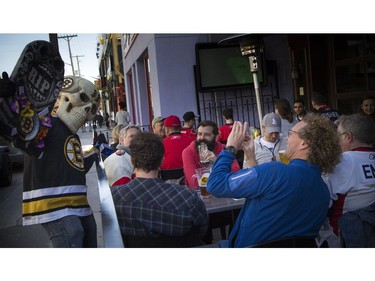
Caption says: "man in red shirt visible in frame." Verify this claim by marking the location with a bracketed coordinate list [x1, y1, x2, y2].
[217, 108, 234, 145]
[217, 108, 245, 168]
[182, 120, 240, 189]
[160, 115, 193, 170]
[181, 111, 197, 142]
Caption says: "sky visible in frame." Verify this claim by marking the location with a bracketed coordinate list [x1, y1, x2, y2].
[0, 33, 100, 83]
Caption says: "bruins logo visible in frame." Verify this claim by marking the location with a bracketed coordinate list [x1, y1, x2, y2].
[64, 135, 85, 171]
[18, 110, 40, 141]
[62, 76, 74, 90]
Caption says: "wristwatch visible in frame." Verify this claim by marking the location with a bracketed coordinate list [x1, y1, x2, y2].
[225, 146, 237, 155]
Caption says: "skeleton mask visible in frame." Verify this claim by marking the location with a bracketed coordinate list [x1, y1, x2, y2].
[57, 76, 100, 133]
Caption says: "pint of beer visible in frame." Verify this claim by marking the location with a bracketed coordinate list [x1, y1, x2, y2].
[279, 150, 290, 164]
[194, 167, 212, 198]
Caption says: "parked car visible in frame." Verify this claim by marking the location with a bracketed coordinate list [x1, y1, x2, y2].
[6, 142, 24, 167]
[0, 139, 24, 187]
[0, 145, 12, 187]
[0, 138, 24, 165]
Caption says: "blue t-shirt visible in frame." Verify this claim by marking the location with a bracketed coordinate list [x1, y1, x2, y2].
[207, 150, 330, 247]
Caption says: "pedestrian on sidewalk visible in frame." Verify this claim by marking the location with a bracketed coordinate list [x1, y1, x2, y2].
[115, 101, 131, 126]
[105, 112, 110, 129]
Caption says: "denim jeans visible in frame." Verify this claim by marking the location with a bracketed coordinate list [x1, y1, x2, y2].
[338, 202, 375, 248]
[42, 214, 97, 248]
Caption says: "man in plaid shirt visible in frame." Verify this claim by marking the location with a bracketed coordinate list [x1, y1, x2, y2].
[112, 132, 208, 246]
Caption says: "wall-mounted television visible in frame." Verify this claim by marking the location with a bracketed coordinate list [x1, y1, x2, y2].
[195, 42, 264, 92]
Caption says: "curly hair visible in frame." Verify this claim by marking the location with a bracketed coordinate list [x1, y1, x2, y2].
[129, 132, 165, 172]
[298, 113, 341, 174]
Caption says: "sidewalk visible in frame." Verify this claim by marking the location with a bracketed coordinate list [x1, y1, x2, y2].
[0, 127, 112, 248]
[77, 127, 113, 248]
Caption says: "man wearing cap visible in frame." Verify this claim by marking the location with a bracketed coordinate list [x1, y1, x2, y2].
[152, 116, 166, 139]
[243, 112, 283, 168]
[181, 111, 197, 141]
[160, 115, 193, 170]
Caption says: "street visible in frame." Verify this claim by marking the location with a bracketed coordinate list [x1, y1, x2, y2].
[0, 164, 23, 228]
[0, 163, 51, 247]
[0, 128, 108, 248]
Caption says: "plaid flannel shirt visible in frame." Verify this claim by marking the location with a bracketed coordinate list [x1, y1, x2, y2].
[112, 178, 208, 238]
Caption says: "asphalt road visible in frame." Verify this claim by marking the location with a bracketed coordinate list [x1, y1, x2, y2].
[0, 164, 51, 248]
[0, 127, 108, 248]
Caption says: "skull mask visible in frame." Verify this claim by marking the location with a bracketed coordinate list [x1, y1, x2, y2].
[57, 76, 100, 133]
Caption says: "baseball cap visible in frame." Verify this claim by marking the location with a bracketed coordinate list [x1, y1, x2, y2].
[262, 112, 281, 133]
[183, 111, 196, 121]
[164, 115, 181, 127]
[152, 116, 164, 127]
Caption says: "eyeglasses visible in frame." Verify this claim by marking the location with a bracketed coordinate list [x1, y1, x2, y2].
[288, 129, 299, 136]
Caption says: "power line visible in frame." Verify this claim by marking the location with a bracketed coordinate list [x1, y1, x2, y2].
[58, 34, 77, 76]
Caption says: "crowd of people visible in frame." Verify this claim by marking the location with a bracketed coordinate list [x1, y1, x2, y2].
[101, 95, 375, 248]
[1, 40, 374, 248]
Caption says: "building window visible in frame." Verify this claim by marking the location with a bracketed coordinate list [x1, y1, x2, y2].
[334, 35, 364, 60]
[335, 63, 365, 93]
[334, 34, 375, 95]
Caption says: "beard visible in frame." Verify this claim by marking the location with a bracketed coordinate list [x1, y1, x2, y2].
[194, 138, 216, 152]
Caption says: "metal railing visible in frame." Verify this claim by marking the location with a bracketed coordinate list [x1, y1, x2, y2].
[95, 158, 124, 248]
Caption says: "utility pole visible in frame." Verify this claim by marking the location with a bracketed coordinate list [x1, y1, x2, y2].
[49, 33, 59, 51]
[57, 34, 77, 76]
[73, 55, 85, 76]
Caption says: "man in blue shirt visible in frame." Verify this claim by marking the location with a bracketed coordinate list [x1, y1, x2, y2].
[207, 114, 342, 247]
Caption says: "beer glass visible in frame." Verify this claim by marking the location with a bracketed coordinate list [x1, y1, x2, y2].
[193, 166, 212, 199]
[278, 150, 290, 164]
[198, 143, 209, 164]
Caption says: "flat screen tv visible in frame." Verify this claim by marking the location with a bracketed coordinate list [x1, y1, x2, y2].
[195, 42, 264, 92]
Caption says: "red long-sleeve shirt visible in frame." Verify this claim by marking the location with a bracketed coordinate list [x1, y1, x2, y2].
[182, 141, 240, 188]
